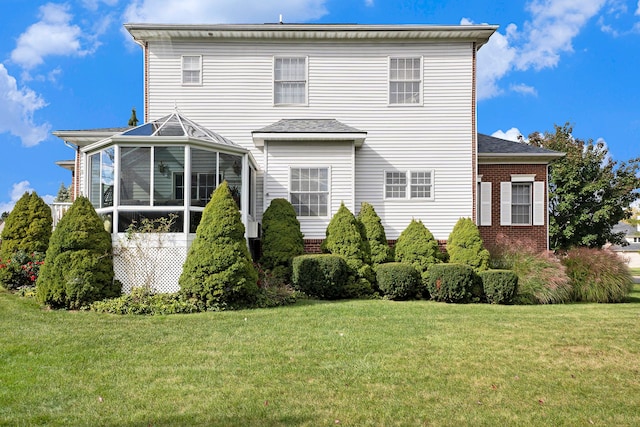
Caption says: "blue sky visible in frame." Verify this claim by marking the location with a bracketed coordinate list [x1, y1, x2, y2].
[1, 0, 640, 213]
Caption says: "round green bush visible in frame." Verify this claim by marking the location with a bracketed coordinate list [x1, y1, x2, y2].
[292, 254, 349, 299]
[357, 202, 391, 266]
[36, 197, 119, 309]
[260, 198, 304, 280]
[179, 181, 259, 310]
[426, 263, 480, 303]
[375, 262, 420, 300]
[478, 269, 518, 304]
[0, 191, 52, 260]
[562, 247, 633, 303]
[394, 219, 441, 278]
[447, 217, 490, 271]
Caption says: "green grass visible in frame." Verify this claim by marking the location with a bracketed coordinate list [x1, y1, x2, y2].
[2, 288, 640, 426]
[629, 267, 640, 276]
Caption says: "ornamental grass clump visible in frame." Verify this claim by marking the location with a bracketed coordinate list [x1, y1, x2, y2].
[36, 197, 119, 309]
[562, 247, 633, 303]
[394, 219, 442, 281]
[447, 217, 490, 271]
[0, 191, 51, 260]
[357, 202, 391, 266]
[179, 181, 259, 310]
[259, 198, 304, 281]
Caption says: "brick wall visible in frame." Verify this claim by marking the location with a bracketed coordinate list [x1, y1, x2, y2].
[478, 164, 549, 253]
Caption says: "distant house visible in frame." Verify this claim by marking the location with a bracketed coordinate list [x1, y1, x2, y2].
[609, 219, 640, 268]
[52, 23, 563, 291]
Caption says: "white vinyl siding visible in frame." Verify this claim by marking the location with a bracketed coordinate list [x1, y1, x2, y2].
[182, 55, 201, 85]
[389, 57, 421, 104]
[290, 167, 329, 216]
[274, 57, 307, 105]
[385, 170, 433, 200]
[146, 40, 475, 239]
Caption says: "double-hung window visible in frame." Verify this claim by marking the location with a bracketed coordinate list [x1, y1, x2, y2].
[182, 55, 201, 85]
[385, 170, 433, 199]
[274, 57, 307, 105]
[511, 183, 532, 225]
[500, 175, 545, 226]
[389, 57, 421, 104]
[290, 167, 328, 216]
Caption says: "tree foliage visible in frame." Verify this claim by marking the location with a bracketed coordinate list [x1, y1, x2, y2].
[259, 198, 304, 278]
[36, 196, 118, 309]
[0, 192, 52, 260]
[357, 202, 391, 266]
[54, 183, 71, 202]
[529, 123, 640, 250]
[179, 181, 259, 310]
[446, 217, 489, 271]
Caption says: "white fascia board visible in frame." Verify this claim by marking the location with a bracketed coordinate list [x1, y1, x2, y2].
[252, 132, 366, 148]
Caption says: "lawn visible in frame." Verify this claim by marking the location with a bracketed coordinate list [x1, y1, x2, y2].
[2, 288, 640, 426]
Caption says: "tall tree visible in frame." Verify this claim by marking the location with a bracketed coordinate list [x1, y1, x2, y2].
[54, 182, 71, 202]
[529, 123, 640, 250]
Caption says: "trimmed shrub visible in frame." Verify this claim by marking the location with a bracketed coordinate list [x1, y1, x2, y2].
[259, 198, 304, 280]
[292, 254, 350, 299]
[0, 192, 52, 260]
[179, 181, 259, 310]
[478, 270, 518, 304]
[90, 287, 200, 315]
[321, 202, 374, 284]
[562, 247, 633, 303]
[447, 217, 490, 271]
[394, 219, 441, 279]
[426, 263, 480, 303]
[376, 262, 420, 300]
[490, 237, 572, 304]
[36, 197, 119, 309]
[357, 202, 391, 266]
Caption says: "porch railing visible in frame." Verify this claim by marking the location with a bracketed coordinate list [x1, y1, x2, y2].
[51, 202, 72, 228]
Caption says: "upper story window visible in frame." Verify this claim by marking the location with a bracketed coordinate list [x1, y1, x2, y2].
[389, 57, 421, 105]
[385, 170, 433, 200]
[290, 167, 329, 216]
[274, 57, 307, 105]
[182, 55, 202, 85]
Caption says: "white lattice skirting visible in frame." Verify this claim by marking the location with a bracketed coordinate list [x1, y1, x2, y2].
[113, 234, 191, 294]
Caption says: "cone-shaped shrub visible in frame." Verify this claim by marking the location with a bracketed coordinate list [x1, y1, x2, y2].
[321, 202, 373, 284]
[447, 217, 490, 271]
[0, 192, 52, 259]
[179, 181, 258, 310]
[357, 202, 391, 266]
[394, 219, 441, 276]
[36, 197, 118, 309]
[259, 198, 304, 280]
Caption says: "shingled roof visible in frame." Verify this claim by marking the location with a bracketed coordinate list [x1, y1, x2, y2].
[478, 133, 564, 162]
[254, 119, 365, 134]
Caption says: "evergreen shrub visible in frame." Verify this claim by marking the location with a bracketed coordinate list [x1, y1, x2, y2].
[179, 182, 259, 310]
[375, 262, 421, 300]
[426, 263, 480, 303]
[357, 202, 391, 266]
[292, 254, 349, 299]
[90, 288, 200, 315]
[562, 247, 633, 303]
[478, 270, 518, 304]
[259, 198, 304, 281]
[36, 197, 119, 309]
[0, 192, 52, 260]
[447, 217, 490, 271]
[394, 219, 441, 280]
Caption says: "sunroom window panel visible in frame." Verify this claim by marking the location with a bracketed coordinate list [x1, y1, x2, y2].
[120, 147, 151, 206]
[154, 146, 184, 206]
[89, 153, 100, 208]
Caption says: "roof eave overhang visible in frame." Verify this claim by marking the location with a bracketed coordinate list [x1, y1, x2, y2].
[82, 135, 250, 156]
[53, 130, 125, 147]
[478, 153, 566, 164]
[252, 132, 367, 148]
[125, 23, 497, 48]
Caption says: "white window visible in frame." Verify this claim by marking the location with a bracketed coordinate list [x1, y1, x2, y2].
[182, 55, 201, 85]
[500, 176, 544, 226]
[290, 167, 329, 216]
[274, 57, 307, 105]
[385, 171, 433, 199]
[389, 57, 421, 104]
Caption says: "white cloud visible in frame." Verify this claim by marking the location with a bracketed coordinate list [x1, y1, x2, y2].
[0, 181, 55, 215]
[492, 128, 526, 143]
[0, 65, 50, 147]
[473, 20, 518, 100]
[510, 83, 538, 96]
[124, 0, 328, 24]
[81, 0, 119, 11]
[10, 3, 97, 70]
[365, 0, 374, 6]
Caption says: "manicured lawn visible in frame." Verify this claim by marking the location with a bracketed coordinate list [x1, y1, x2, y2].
[629, 267, 640, 276]
[2, 288, 640, 426]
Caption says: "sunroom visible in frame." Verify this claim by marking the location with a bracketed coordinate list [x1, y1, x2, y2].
[81, 112, 258, 292]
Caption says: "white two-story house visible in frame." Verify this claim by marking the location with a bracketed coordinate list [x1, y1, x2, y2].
[54, 23, 563, 291]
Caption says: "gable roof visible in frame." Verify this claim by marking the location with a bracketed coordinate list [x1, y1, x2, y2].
[478, 133, 564, 163]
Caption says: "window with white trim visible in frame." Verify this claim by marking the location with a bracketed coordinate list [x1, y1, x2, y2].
[182, 55, 201, 85]
[389, 57, 421, 104]
[385, 170, 433, 199]
[511, 183, 532, 225]
[290, 167, 329, 216]
[500, 176, 544, 226]
[274, 57, 307, 105]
